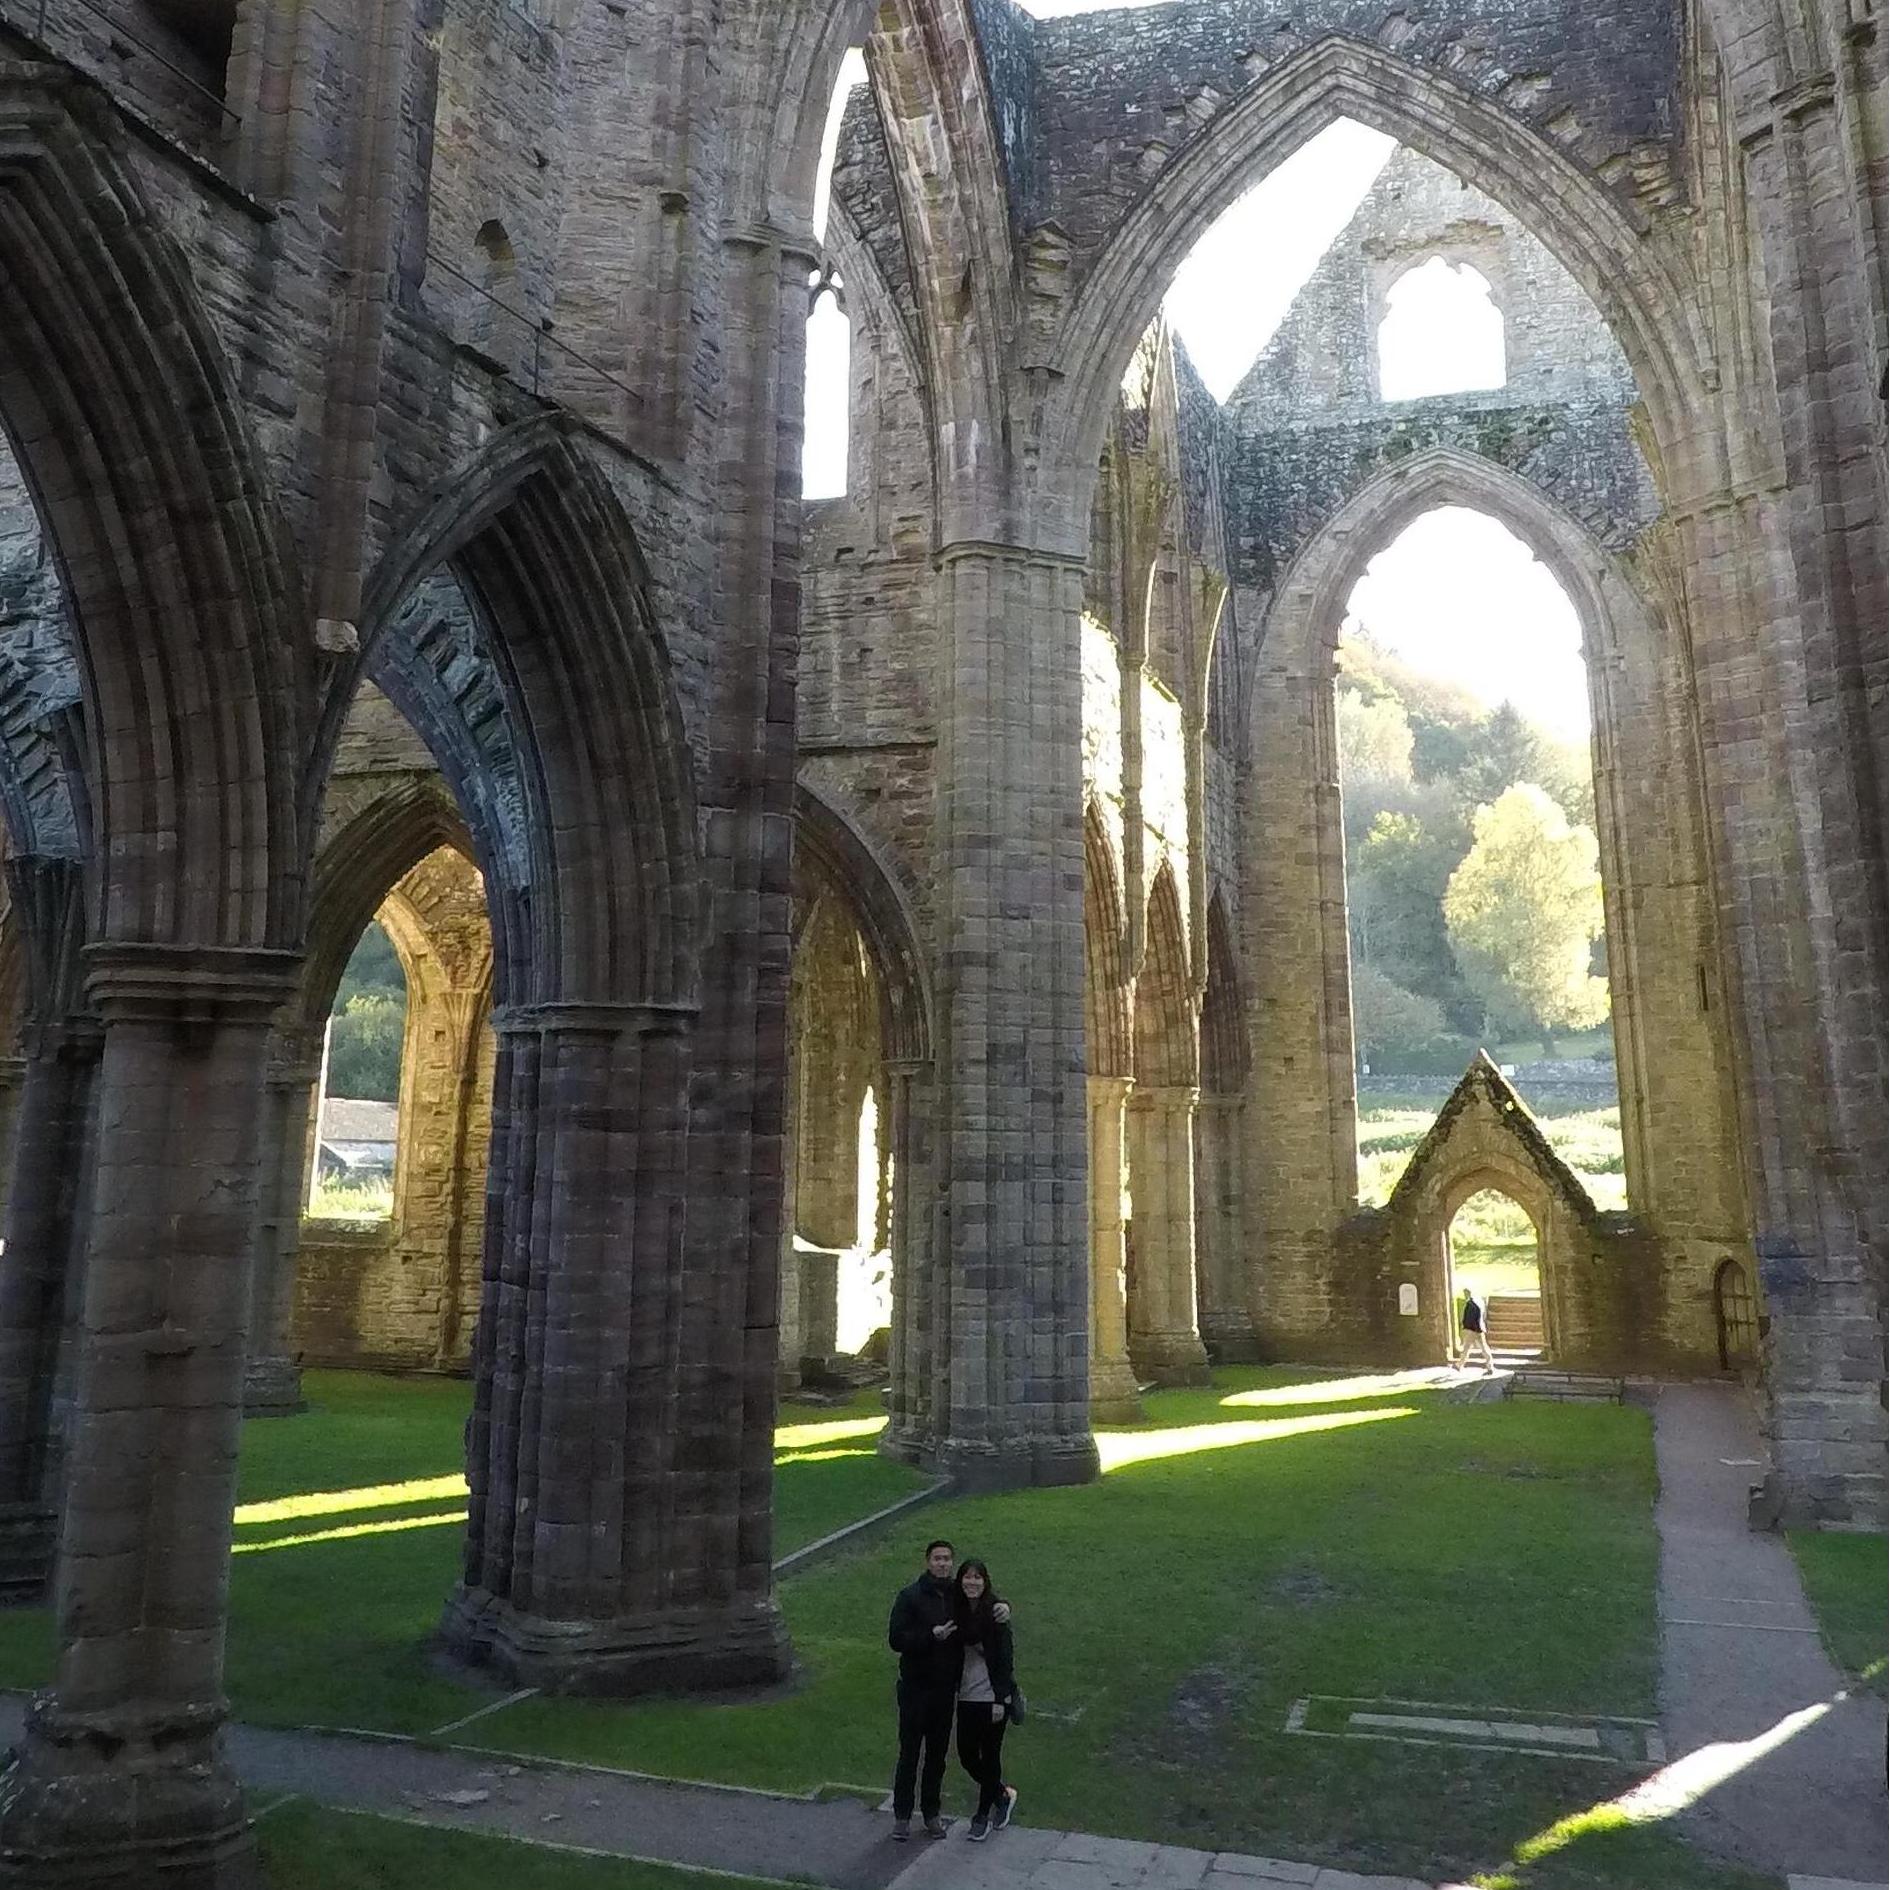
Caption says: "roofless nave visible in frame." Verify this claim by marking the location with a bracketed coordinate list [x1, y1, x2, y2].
[0, 0, 1879, 1882]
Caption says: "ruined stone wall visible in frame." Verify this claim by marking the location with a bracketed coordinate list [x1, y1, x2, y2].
[1223, 146, 1655, 595]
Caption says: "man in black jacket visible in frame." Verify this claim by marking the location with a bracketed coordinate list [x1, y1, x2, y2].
[887, 1538, 961, 1839]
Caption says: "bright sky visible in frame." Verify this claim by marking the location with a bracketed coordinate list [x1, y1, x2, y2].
[1345, 508, 1590, 739]
[800, 30, 1594, 735]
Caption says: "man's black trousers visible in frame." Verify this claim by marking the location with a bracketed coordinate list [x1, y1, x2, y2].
[892, 1680, 955, 1820]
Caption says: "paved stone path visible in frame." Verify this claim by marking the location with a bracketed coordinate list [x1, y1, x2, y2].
[1652, 1383, 1887, 1887]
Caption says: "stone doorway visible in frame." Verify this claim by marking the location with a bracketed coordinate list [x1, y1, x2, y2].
[1446, 1187, 1546, 1362]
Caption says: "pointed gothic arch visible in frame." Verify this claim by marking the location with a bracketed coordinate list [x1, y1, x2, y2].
[0, 72, 310, 950]
[333, 415, 700, 1012]
[1041, 34, 1716, 521]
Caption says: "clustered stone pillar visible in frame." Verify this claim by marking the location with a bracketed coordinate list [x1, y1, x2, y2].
[1193, 1093, 1256, 1362]
[1086, 1075, 1142, 1422]
[0, 1012, 101, 1601]
[1126, 1082, 1210, 1385]
[0, 942, 299, 1889]
[444, 1002, 785, 1692]
[881, 1056, 937, 1459]
[929, 540, 1098, 1488]
[244, 1025, 323, 1415]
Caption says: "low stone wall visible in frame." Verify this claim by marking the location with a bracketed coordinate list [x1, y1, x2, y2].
[292, 1220, 476, 1375]
[1359, 1071, 1619, 1107]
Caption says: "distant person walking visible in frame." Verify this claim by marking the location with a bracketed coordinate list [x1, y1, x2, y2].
[1459, 1287, 1496, 1374]
[952, 1558, 1019, 1842]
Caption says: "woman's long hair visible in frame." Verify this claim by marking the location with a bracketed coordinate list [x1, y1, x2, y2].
[953, 1557, 1003, 1637]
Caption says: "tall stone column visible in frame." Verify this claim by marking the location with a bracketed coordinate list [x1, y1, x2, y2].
[443, 1002, 786, 1692]
[1087, 1075, 1142, 1422]
[244, 1027, 322, 1416]
[1673, 489, 1887, 1523]
[881, 1057, 937, 1461]
[1126, 1083, 1210, 1386]
[930, 541, 1098, 1489]
[1246, 641, 1358, 1352]
[1194, 1094, 1257, 1362]
[0, 942, 298, 1888]
[0, 1016, 102, 1602]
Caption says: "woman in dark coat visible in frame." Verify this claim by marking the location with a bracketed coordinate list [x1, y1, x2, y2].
[952, 1558, 1018, 1841]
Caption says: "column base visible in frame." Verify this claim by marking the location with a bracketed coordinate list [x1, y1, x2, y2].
[1089, 1354, 1144, 1425]
[878, 1419, 936, 1469]
[1129, 1332, 1212, 1387]
[438, 1585, 791, 1697]
[0, 1695, 257, 1888]
[0, 1504, 56, 1606]
[241, 1354, 305, 1418]
[935, 1432, 1100, 1492]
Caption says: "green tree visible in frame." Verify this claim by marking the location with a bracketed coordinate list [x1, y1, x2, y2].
[1350, 962, 1448, 1064]
[1453, 701, 1542, 806]
[1336, 685, 1414, 790]
[1444, 783, 1609, 1050]
[326, 992, 404, 1101]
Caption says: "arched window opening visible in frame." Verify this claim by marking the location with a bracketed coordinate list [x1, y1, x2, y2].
[465, 219, 524, 368]
[1447, 1189, 1542, 1360]
[1341, 506, 1623, 1221]
[1377, 256, 1506, 400]
[802, 270, 852, 501]
[310, 918, 405, 1221]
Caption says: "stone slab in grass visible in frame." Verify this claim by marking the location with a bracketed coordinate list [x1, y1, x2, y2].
[1287, 1694, 1664, 1764]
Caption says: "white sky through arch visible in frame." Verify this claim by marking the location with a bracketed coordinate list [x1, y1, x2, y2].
[1345, 508, 1591, 741]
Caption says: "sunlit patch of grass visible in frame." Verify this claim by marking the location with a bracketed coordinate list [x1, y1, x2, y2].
[306, 1176, 395, 1221]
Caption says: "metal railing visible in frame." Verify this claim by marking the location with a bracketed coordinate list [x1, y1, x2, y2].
[426, 251, 643, 414]
[8, 0, 240, 131]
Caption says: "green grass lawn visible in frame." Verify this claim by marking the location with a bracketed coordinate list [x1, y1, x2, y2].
[1788, 1529, 1888, 1697]
[0, 1368, 1775, 1890]
[0, 1372, 927, 1735]
[256, 1800, 778, 1890]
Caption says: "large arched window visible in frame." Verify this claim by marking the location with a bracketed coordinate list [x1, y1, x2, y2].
[1377, 257, 1506, 399]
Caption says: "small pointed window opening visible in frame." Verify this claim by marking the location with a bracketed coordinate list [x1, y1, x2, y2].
[1377, 256, 1506, 400]
[803, 265, 851, 501]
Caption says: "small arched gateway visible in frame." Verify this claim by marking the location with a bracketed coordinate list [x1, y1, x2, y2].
[1332, 1054, 1675, 1374]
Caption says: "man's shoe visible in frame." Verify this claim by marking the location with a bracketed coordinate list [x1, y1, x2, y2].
[923, 1817, 949, 1839]
[993, 1787, 1017, 1829]
[891, 1819, 910, 1842]
[967, 1815, 990, 1842]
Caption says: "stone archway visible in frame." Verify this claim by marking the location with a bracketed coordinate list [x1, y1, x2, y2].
[287, 843, 495, 1381]
[338, 418, 791, 1699]
[0, 75, 318, 1881]
[788, 780, 936, 1460]
[1039, 34, 1717, 520]
[1244, 449, 1746, 1373]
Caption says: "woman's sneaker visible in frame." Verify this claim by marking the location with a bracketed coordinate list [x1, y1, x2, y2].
[993, 1787, 1017, 1829]
[967, 1815, 990, 1842]
[890, 1819, 910, 1842]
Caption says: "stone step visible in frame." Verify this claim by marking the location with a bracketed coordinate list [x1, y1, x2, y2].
[1507, 1371, 1625, 1403]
